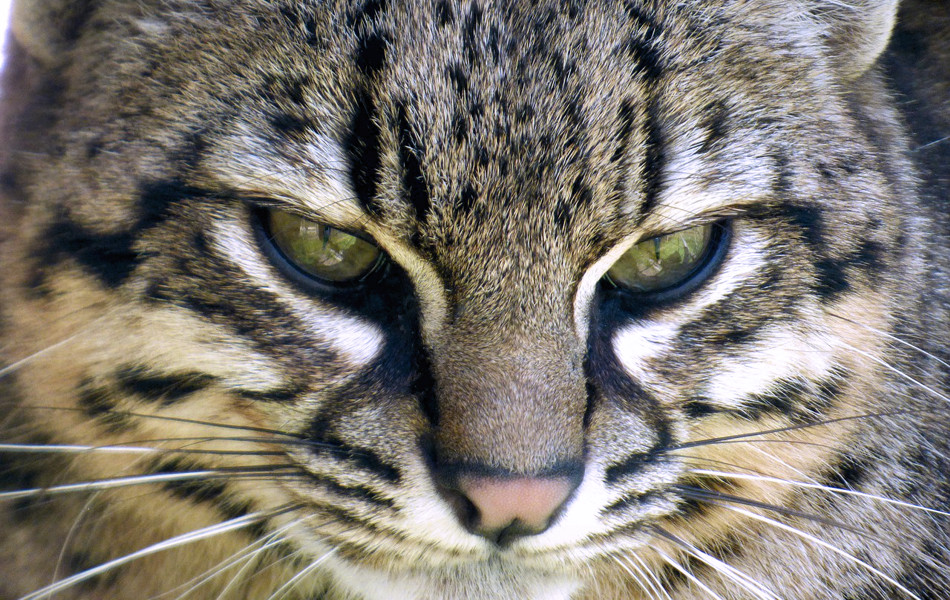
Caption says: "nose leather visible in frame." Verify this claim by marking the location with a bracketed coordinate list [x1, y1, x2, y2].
[455, 475, 577, 543]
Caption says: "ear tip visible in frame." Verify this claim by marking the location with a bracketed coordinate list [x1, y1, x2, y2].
[11, 0, 97, 67]
[12, 3, 57, 66]
[824, 0, 901, 80]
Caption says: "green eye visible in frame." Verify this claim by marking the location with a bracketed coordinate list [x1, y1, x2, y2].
[266, 209, 383, 283]
[605, 224, 720, 295]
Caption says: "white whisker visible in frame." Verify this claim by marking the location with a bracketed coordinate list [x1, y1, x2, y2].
[0, 327, 97, 379]
[17, 506, 299, 600]
[828, 312, 950, 371]
[164, 519, 305, 600]
[50, 492, 103, 600]
[653, 547, 727, 600]
[262, 548, 336, 600]
[836, 341, 950, 405]
[629, 552, 674, 600]
[610, 555, 656, 599]
[0, 469, 296, 501]
[687, 468, 950, 517]
[714, 503, 922, 600]
[651, 527, 783, 600]
[0, 443, 157, 455]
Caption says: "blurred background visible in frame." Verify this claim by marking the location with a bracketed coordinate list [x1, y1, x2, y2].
[0, 0, 10, 72]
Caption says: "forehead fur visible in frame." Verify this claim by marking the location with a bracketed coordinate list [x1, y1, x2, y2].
[6, 0, 897, 324]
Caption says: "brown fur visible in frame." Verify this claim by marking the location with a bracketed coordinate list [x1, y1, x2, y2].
[1, 1, 948, 599]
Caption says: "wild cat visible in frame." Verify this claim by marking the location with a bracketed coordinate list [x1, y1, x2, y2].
[0, 0, 949, 599]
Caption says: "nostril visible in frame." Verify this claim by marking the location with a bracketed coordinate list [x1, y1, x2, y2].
[440, 475, 578, 545]
[440, 486, 481, 532]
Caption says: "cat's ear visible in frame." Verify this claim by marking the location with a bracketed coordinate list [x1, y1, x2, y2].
[11, 0, 98, 66]
[813, 0, 900, 79]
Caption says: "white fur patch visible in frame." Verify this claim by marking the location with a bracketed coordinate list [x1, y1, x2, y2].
[206, 125, 367, 229]
[703, 325, 835, 409]
[613, 321, 681, 384]
[325, 554, 580, 600]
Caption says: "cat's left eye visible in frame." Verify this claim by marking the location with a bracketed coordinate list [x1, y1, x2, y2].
[263, 209, 384, 284]
[604, 223, 728, 299]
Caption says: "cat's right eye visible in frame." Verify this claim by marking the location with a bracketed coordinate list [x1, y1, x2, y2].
[262, 209, 384, 284]
[604, 222, 729, 302]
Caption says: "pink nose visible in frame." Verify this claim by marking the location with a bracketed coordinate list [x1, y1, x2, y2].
[455, 475, 577, 543]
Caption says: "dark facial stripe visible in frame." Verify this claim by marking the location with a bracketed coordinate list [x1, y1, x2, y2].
[737, 377, 810, 421]
[35, 181, 199, 289]
[620, 3, 665, 81]
[635, 98, 666, 224]
[269, 112, 312, 137]
[611, 100, 636, 165]
[305, 471, 396, 509]
[235, 388, 302, 403]
[764, 201, 825, 251]
[819, 451, 874, 490]
[436, 0, 454, 26]
[588, 300, 679, 485]
[350, 0, 390, 75]
[603, 420, 673, 485]
[345, 91, 384, 217]
[115, 365, 216, 406]
[697, 100, 731, 154]
[305, 418, 402, 484]
[77, 379, 135, 432]
[602, 489, 667, 514]
[462, 1, 483, 65]
[396, 104, 431, 224]
[152, 458, 270, 539]
[686, 367, 849, 423]
[355, 32, 389, 74]
[351, 0, 388, 29]
[749, 200, 890, 302]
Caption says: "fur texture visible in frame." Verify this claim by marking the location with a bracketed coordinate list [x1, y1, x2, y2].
[0, 1, 948, 599]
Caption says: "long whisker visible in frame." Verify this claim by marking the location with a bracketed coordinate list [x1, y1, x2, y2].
[686, 468, 950, 517]
[17, 504, 302, 600]
[207, 537, 296, 600]
[912, 135, 950, 152]
[652, 546, 727, 600]
[0, 466, 304, 501]
[709, 502, 922, 600]
[675, 485, 876, 540]
[828, 312, 950, 371]
[2, 404, 303, 439]
[743, 443, 818, 482]
[0, 314, 113, 379]
[0, 442, 159, 455]
[0, 438, 312, 457]
[667, 409, 917, 452]
[835, 340, 950, 405]
[51, 492, 103, 598]
[609, 554, 656, 599]
[262, 548, 337, 600]
[628, 552, 674, 600]
[164, 518, 308, 600]
[651, 526, 783, 600]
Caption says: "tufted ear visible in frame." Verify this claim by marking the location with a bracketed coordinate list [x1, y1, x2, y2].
[814, 0, 900, 79]
[11, 0, 97, 66]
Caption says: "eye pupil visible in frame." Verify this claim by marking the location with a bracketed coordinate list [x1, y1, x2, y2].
[265, 209, 383, 284]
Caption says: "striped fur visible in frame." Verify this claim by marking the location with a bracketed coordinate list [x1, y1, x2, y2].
[0, 1, 948, 599]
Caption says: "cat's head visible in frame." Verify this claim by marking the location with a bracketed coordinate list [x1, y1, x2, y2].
[2, 1, 930, 598]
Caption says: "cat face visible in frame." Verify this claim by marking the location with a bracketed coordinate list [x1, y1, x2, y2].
[3, 1, 946, 599]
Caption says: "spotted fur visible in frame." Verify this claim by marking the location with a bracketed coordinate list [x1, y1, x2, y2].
[0, 1, 948, 599]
